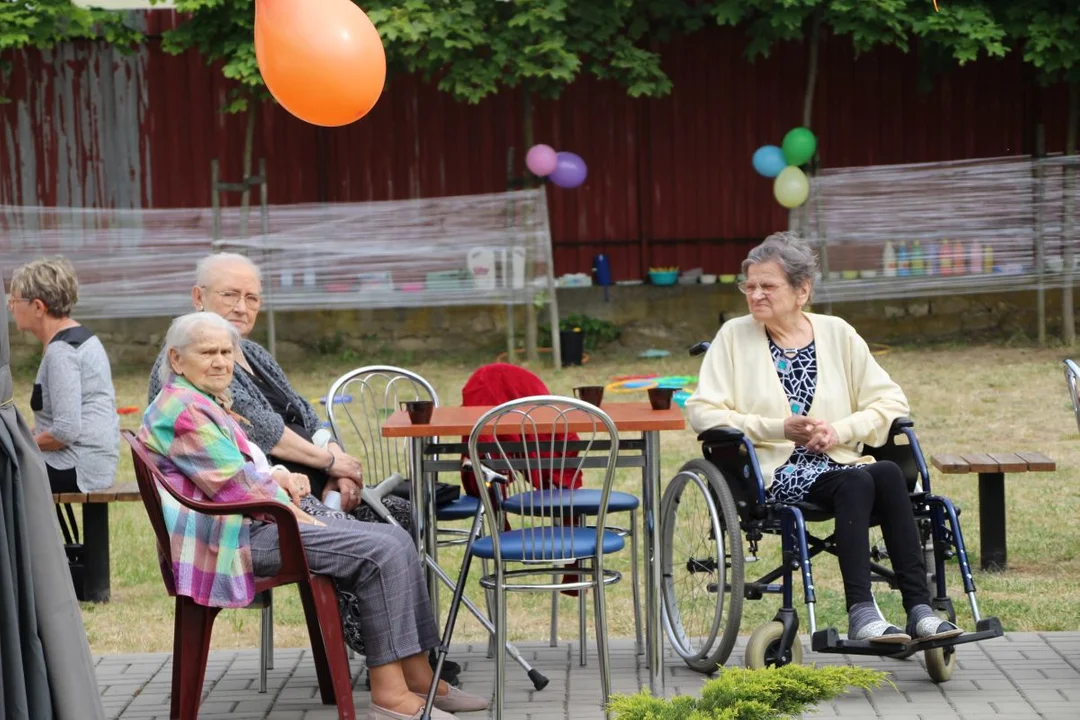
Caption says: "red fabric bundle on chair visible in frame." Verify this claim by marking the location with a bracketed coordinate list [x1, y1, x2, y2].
[459, 363, 583, 497]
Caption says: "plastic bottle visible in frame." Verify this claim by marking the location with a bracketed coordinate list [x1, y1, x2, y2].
[911, 240, 925, 276]
[983, 244, 994, 274]
[953, 240, 966, 275]
[897, 242, 910, 277]
[925, 241, 938, 276]
[969, 239, 982, 274]
[883, 241, 897, 277]
[939, 239, 952, 276]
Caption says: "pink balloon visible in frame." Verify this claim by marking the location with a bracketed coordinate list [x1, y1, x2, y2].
[526, 144, 558, 177]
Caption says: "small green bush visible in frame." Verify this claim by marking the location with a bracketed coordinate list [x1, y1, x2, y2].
[609, 664, 887, 720]
[539, 313, 622, 352]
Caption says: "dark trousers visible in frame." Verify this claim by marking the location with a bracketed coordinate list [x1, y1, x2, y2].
[47, 464, 80, 493]
[806, 460, 930, 612]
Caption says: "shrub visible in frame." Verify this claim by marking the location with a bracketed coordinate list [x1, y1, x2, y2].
[609, 664, 887, 720]
[538, 313, 622, 352]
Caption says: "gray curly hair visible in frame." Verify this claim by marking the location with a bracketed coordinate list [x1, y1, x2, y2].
[741, 231, 818, 295]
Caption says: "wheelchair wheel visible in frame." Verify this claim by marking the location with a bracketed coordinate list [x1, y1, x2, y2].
[744, 621, 803, 669]
[660, 458, 744, 673]
[925, 607, 957, 683]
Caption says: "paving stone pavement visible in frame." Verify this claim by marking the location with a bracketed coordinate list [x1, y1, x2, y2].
[95, 632, 1080, 720]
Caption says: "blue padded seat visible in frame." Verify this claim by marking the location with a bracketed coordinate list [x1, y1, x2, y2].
[500, 489, 639, 516]
[471, 527, 625, 561]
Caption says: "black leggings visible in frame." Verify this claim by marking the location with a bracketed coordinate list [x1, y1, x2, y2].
[806, 461, 930, 612]
[47, 464, 80, 494]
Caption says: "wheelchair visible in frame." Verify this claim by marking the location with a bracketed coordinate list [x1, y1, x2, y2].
[659, 341, 1003, 683]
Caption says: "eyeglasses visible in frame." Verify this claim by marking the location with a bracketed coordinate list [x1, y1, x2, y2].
[6, 295, 33, 309]
[204, 288, 261, 310]
[737, 281, 787, 297]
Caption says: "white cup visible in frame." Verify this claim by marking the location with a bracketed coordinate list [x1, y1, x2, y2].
[312, 428, 333, 448]
[323, 490, 342, 511]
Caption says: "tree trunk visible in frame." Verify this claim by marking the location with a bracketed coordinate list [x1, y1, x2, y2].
[239, 106, 257, 239]
[802, 12, 823, 128]
[522, 89, 539, 363]
[1063, 83, 1078, 346]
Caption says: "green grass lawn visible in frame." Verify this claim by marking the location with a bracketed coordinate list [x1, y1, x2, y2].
[15, 341, 1080, 655]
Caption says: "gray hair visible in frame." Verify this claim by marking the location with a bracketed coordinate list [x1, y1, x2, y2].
[741, 231, 818, 295]
[10, 256, 79, 318]
[195, 252, 262, 288]
[160, 311, 240, 387]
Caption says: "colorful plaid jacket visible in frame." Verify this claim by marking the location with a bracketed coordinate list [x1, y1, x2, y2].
[138, 375, 291, 608]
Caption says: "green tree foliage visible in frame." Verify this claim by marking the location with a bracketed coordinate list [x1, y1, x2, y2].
[709, 0, 1006, 64]
[0, 0, 139, 54]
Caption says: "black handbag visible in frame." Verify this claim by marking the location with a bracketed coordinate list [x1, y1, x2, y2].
[390, 480, 461, 508]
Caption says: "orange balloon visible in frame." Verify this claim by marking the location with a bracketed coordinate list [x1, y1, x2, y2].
[254, 0, 386, 127]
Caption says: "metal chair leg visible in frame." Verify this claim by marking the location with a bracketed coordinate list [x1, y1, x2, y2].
[592, 561, 612, 716]
[549, 590, 559, 647]
[266, 600, 274, 670]
[259, 604, 269, 693]
[630, 509, 643, 656]
[579, 584, 588, 667]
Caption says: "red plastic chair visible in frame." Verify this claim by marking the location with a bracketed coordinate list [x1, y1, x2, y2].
[121, 430, 356, 720]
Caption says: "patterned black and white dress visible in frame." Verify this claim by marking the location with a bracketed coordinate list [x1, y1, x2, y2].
[767, 336, 854, 503]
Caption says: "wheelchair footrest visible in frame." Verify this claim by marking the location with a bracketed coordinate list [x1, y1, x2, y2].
[811, 617, 1004, 657]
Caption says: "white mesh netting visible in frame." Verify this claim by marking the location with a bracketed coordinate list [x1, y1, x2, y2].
[794, 155, 1080, 304]
[1, 189, 553, 320]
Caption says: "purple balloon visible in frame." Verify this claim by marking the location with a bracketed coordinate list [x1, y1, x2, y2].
[549, 151, 588, 189]
[526, 144, 558, 177]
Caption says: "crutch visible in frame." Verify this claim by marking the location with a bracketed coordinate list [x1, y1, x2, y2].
[420, 463, 548, 719]
[360, 467, 549, 688]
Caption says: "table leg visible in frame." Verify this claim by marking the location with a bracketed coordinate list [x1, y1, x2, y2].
[82, 503, 111, 603]
[409, 437, 425, 555]
[978, 472, 1007, 572]
[643, 431, 664, 695]
[425, 458, 441, 615]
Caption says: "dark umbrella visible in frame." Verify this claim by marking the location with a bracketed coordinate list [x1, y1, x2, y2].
[0, 280, 105, 720]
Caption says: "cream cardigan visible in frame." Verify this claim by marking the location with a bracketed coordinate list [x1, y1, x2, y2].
[685, 312, 910, 486]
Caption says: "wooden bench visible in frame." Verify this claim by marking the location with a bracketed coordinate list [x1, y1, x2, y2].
[931, 452, 1056, 572]
[52, 483, 141, 602]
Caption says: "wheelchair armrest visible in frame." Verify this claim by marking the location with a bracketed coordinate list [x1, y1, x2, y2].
[697, 425, 746, 446]
[890, 417, 914, 432]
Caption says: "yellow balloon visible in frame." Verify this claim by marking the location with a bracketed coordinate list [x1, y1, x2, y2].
[773, 166, 810, 209]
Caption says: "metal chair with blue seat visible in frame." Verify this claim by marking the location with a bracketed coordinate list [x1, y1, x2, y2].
[427, 395, 626, 720]
[1064, 359, 1080, 433]
[324, 365, 482, 551]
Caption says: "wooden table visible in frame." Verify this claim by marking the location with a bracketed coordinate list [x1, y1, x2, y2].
[383, 401, 685, 695]
[931, 451, 1056, 572]
[53, 483, 141, 602]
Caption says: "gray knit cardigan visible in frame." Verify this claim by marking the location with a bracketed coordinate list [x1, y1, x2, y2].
[147, 339, 321, 453]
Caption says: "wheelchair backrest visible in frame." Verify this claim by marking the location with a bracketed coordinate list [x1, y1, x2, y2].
[701, 440, 766, 524]
[863, 430, 921, 493]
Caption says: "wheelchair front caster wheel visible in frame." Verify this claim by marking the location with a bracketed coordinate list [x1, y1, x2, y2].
[925, 646, 955, 683]
[744, 621, 803, 669]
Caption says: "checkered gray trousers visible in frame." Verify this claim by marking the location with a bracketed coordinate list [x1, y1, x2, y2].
[248, 516, 439, 666]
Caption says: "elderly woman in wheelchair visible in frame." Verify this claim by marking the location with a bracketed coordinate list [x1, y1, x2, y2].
[666, 231, 1000, 680]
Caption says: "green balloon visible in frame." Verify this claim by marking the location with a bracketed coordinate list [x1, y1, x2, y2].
[782, 127, 817, 166]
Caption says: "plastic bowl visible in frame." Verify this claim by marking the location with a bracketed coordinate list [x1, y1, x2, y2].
[700, 274, 718, 285]
[719, 274, 737, 284]
[648, 270, 679, 286]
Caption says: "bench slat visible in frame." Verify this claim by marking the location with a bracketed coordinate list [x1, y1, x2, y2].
[986, 452, 1029, 473]
[959, 452, 1000, 473]
[54, 483, 141, 504]
[55, 492, 88, 503]
[931, 454, 971, 473]
[1014, 451, 1057, 472]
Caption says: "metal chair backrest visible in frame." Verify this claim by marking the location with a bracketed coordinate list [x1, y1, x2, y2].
[467, 395, 620, 562]
[122, 429, 179, 595]
[326, 366, 439, 483]
[1065, 360, 1080, 434]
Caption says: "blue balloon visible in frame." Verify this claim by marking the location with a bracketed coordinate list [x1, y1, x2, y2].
[752, 145, 787, 178]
